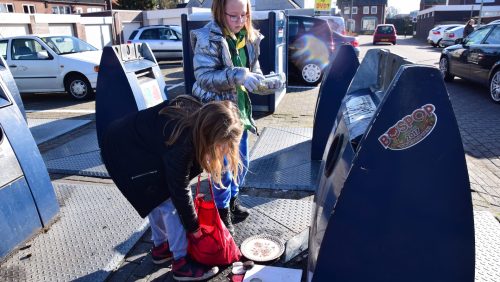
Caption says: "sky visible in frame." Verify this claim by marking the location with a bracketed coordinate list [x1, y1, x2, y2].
[387, 0, 421, 13]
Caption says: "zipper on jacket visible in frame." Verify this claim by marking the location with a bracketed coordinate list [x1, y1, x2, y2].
[131, 170, 158, 180]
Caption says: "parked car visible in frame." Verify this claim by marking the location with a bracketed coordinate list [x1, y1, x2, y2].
[372, 24, 397, 45]
[128, 25, 182, 60]
[439, 23, 500, 103]
[427, 24, 462, 47]
[288, 15, 359, 86]
[441, 25, 466, 47]
[317, 15, 346, 35]
[0, 35, 101, 100]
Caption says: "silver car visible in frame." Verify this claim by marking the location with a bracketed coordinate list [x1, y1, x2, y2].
[128, 25, 183, 60]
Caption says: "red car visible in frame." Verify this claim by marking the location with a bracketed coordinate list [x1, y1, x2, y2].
[373, 24, 397, 45]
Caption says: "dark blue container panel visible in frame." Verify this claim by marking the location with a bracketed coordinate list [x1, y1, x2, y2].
[309, 62, 475, 282]
[95, 44, 167, 147]
[0, 73, 59, 260]
[0, 178, 42, 258]
[311, 45, 359, 160]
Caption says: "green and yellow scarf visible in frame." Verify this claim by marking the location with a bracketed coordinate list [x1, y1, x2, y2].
[225, 28, 255, 132]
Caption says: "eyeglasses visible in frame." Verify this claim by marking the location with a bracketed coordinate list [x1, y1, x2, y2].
[225, 12, 248, 23]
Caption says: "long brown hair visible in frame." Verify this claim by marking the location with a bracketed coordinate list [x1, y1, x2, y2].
[161, 95, 243, 186]
[212, 0, 258, 42]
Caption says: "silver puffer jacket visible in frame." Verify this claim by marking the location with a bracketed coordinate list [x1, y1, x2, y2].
[190, 21, 263, 103]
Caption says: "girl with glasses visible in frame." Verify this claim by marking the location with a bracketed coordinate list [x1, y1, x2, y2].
[191, 0, 281, 234]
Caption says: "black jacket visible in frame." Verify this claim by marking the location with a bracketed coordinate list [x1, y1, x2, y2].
[463, 24, 474, 39]
[101, 100, 202, 233]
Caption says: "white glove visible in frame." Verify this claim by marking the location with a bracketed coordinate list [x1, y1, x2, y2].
[265, 78, 283, 90]
[243, 72, 265, 92]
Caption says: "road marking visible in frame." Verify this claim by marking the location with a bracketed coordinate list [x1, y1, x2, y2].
[167, 82, 184, 91]
[26, 109, 95, 114]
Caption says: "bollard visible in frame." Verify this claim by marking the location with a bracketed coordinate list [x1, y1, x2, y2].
[308, 49, 475, 282]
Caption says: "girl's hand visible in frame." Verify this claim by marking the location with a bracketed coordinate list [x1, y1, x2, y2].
[244, 72, 265, 92]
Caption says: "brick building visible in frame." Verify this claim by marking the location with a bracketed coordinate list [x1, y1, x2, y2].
[337, 0, 388, 34]
[0, 0, 106, 15]
[416, 0, 500, 40]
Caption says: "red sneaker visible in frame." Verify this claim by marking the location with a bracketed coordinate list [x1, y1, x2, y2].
[172, 256, 219, 281]
[151, 242, 173, 264]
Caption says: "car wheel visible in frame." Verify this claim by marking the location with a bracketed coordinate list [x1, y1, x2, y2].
[490, 70, 500, 103]
[373, 41, 377, 45]
[437, 39, 443, 48]
[439, 57, 454, 82]
[393, 41, 397, 45]
[65, 74, 94, 100]
[301, 63, 322, 86]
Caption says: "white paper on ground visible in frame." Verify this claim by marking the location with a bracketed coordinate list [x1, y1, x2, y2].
[243, 264, 302, 282]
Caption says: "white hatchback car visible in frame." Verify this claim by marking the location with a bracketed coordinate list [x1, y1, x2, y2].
[0, 35, 101, 100]
[427, 24, 462, 47]
[128, 25, 183, 60]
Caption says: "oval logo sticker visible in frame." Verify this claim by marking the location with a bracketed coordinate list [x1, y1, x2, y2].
[379, 104, 437, 150]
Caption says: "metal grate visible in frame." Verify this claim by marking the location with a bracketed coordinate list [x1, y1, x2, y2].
[243, 127, 320, 191]
[0, 182, 148, 282]
[474, 211, 500, 282]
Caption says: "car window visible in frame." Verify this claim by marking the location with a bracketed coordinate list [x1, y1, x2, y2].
[12, 39, 51, 60]
[377, 26, 394, 34]
[159, 28, 178, 40]
[445, 26, 458, 31]
[0, 40, 7, 60]
[140, 28, 160, 40]
[466, 26, 493, 46]
[484, 26, 500, 44]
[129, 30, 139, 40]
[41, 36, 97, 54]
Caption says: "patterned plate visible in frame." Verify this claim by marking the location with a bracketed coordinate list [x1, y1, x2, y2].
[240, 234, 285, 262]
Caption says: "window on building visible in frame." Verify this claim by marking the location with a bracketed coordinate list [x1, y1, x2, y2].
[344, 7, 350, 15]
[363, 6, 369, 14]
[371, 6, 377, 14]
[362, 17, 377, 31]
[0, 3, 14, 13]
[352, 7, 358, 15]
[74, 7, 83, 14]
[87, 7, 102, 13]
[52, 6, 71, 14]
[23, 4, 36, 14]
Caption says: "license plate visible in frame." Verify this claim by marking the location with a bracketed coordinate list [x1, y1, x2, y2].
[381, 39, 389, 41]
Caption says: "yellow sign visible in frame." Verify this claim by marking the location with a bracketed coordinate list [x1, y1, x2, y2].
[315, 0, 331, 11]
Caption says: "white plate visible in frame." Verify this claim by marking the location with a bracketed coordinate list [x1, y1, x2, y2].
[240, 234, 285, 262]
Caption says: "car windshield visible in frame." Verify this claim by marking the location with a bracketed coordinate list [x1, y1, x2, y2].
[41, 36, 97, 55]
[377, 26, 394, 34]
[171, 26, 182, 38]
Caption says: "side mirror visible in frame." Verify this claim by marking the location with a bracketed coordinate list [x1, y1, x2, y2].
[455, 38, 463, 44]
